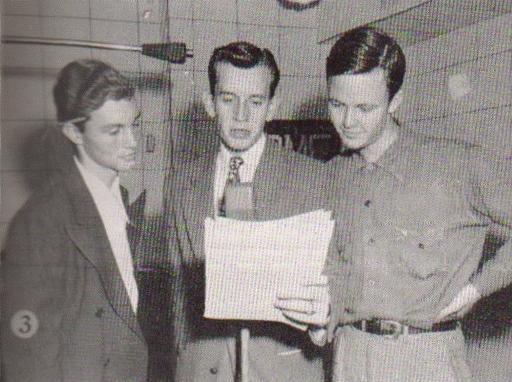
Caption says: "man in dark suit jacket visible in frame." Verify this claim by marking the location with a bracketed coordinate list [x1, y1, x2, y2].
[1, 59, 148, 381]
[165, 41, 331, 381]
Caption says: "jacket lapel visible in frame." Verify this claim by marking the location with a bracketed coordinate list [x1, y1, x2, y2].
[181, 154, 216, 261]
[60, 163, 144, 341]
[252, 139, 282, 220]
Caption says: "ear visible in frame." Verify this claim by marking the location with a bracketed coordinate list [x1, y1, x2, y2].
[388, 89, 403, 114]
[61, 122, 84, 145]
[202, 91, 216, 118]
[265, 96, 280, 122]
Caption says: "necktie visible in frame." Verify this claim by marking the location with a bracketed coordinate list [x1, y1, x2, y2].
[219, 156, 244, 216]
[120, 186, 138, 256]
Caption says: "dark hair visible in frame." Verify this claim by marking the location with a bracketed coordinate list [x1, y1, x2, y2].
[208, 41, 280, 98]
[326, 26, 405, 101]
[53, 59, 134, 130]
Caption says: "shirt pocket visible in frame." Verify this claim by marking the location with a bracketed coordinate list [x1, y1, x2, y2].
[394, 227, 448, 280]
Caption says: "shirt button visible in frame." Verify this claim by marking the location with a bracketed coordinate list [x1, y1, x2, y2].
[418, 243, 425, 249]
[368, 238, 375, 245]
[364, 200, 371, 207]
[210, 367, 218, 375]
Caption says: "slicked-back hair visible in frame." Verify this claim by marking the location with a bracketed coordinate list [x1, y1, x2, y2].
[326, 26, 406, 101]
[208, 41, 280, 98]
[53, 59, 134, 130]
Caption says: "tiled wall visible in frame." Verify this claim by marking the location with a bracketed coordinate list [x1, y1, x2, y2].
[1, 0, 174, 245]
[398, 12, 512, 157]
[166, 0, 327, 158]
[395, 12, 512, 382]
[2, 2, 512, 378]
[3, 1, 511, 246]
[1, 0, 327, 246]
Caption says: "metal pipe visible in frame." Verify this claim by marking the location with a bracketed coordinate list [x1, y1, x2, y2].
[2, 35, 193, 63]
[3, 36, 141, 51]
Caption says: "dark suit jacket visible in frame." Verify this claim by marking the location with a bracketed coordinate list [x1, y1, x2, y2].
[165, 139, 333, 381]
[1, 158, 148, 381]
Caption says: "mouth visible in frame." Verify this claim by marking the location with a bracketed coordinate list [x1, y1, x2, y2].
[341, 130, 363, 139]
[122, 152, 137, 161]
[229, 128, 252, 139]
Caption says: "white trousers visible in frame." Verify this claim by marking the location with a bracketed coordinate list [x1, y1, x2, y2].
[332, 325, 472, 382]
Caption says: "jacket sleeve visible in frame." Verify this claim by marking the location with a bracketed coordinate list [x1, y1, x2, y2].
[166, 194, 191, 353]
[1, 209, 68, 382]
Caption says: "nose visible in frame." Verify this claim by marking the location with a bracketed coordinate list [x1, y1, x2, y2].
[343, 107, 357, 128]
[124, 125, 137, 148]
[235, 99, 249, 122]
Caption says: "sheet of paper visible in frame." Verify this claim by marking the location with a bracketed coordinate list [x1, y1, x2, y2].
[204, 210, 334, 330]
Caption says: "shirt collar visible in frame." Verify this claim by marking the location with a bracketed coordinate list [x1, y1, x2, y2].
[218, 134, 266, 166]
[350, 127, 416, 176]
[74, 156, 125, 211]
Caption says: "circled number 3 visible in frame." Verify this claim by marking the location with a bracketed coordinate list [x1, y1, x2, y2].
[10, 310, 39, 339]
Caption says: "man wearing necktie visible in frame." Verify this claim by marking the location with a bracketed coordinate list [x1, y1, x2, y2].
[165, 41, 332, 381]
[1, 59, 149, 381]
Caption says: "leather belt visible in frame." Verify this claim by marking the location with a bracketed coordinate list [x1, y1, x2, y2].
[351, 319, 459, 338]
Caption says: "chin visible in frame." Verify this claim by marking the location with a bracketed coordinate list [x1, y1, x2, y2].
[117, 161, 136, 172]
[224, 140, 253, 152]
[342, 140, 365, 150]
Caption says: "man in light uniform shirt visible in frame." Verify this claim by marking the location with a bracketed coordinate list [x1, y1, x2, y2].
[277, 26, 512, 382]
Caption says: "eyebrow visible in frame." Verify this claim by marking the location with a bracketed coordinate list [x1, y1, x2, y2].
[100, 114, 141, 131]
[217, 91, 268, 99]
[328, 99, 378, 107]
[101, 123, 124, 131]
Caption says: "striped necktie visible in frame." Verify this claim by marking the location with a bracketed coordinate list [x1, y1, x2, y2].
[219, 156, 244, 216]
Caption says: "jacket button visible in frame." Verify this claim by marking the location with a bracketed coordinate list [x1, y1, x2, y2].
[364, 199, 371, 207]
[210, 367, 218, 374]
[95, 308, 104, 318]
[104, 358, 110, 367]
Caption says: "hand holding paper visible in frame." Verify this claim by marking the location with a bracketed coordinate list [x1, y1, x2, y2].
[274, 283, 330, 328]
[203, 210, 334, 330]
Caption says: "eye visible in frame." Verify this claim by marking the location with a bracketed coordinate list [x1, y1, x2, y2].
[220, 94, 234, 103]
[109, 127, 121, 136]
[328, 99, 343, 109]
[250, 97, 265, 106]
[358, 104, 377, 113]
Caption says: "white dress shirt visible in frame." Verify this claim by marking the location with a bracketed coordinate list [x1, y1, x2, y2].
[74, 157, 139, 313]
[213, 136, 266, 213]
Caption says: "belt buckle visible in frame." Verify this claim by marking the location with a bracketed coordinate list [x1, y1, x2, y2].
[380, 320, 405, 339]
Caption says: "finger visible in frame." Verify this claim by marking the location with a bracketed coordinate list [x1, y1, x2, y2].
[277, 287, 328, 302]
[457, 302, 476, 317]
[300, 282, 328, 287]
[277, 292, 316, 301]
[436, 308, 452, 320]
[282, 310, 329, 327]
[274, 299, 314, 314]
[437, 305, 459, 321]
[282, 311, 316, 325]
